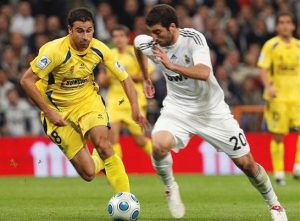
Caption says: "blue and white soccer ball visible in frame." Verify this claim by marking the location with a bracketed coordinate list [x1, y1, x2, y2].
[107, 192, 140, 221]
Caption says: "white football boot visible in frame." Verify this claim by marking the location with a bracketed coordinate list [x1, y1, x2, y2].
[165, 182, 185, 219]
[270, 205, 288, 221]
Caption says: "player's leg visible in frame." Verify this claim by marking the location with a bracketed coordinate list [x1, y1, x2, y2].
[232, 154, 287, 221]
[132, 134, 152, 156]
[265, 102, 288, 185]
[291, 104, 300, 179]
[152, 130, 185, 219]
[70, 145, 96, 181]
[294, 135, 300, 179]
[194, 104, 287, 221]
[89, 125, 130, 193]
[109, 121, 122, 158]
[270, 133, 285, 185]
[151, 109, 189, 219]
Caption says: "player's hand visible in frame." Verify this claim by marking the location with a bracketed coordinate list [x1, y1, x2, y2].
[267, 85, 277, 98]
[143, 79, 155, 98]
[152, 45, 173, 70]
[45, 109, 67, 126]
[132, 108, 149, 130]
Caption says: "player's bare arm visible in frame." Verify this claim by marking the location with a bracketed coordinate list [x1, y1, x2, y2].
[134, 47, 155, 98]
[20, 68, 67, 126]
[121, 76, 149, 129]
[260, 68, 277, 98]
[152, 45, 210, 80]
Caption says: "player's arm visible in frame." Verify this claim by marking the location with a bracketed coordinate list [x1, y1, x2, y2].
[134, 47, 155, 98]
[257, 42, 276, 98]
[259, 68, 276, 98]
[20, 69, 67, 126]
[101, 44, 148, 128]
[152, 45, 210, 80]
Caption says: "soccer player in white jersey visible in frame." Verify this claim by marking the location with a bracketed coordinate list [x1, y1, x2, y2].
[134, 4, 287, 221]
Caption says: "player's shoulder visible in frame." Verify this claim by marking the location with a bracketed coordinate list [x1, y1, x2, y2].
[40, 36, 68, 54]
[292, 37, 300, 47]
[263, 36, 281, 49]
[179, 28, 206, 46]
[133, 34, 156, 51]
[89, 38, 112, 59]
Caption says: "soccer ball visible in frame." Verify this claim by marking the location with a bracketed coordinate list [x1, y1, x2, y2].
[107, 192, 140, 221]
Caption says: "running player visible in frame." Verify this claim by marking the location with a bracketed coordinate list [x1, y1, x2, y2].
[99, 25, 153, 158]
[134, 4, 287, 221]
[20, 8, 147, 194]
[258, 12, 300, 185]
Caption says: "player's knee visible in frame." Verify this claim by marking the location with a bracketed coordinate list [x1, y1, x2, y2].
[152, 141, 169, 158]
[93, 137, 112, 158]
[81, 171, 95, 182]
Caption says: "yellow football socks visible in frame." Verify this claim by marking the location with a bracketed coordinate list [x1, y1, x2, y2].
[295, 136, 300, 164]
[104, 154, 130, 193]
[91, 148, 104, 174]
[113, 143, 123, 159]
[270, 140, 284, 173]
[142, 138, 152, 156]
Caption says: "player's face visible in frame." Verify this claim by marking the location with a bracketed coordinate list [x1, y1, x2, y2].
[69, 21, 94, 51]
[148, 23, 176, 47]
[276, 16, 295, 38]
[111, 30, 129, 49]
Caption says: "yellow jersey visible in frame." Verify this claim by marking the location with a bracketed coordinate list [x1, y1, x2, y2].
[106, 45, 154, 109]
[31, 35, 128, 108]
[257, 36, 300, 102]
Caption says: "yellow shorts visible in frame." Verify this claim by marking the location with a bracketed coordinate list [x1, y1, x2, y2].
[41, 92, 110, 160]
[264, 101, 300, 134]
[108, 105, 146, 136]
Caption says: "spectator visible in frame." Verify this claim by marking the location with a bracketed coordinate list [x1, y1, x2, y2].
[0, 13, 9, 54]
[46, 16, 66, 41]
[10, 1, 35, 38]
[0, 67, 14, 107]
[0, 88, 41, 136]
[95, 1, 112, 42]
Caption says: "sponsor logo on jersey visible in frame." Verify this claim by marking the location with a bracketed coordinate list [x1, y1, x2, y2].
[61, 76, 89, 89]
[37, 55, 51, 70]
[165, 73, 188, 82]
[115, 61, 125, 72]
[170, 54, 177, 60]
[79, 63, 85, 69]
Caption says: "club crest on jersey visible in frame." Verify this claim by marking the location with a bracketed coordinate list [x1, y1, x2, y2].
[184, 55, 191, 64]
[37, 55, 51, 69]
[69, 66, 74, 74]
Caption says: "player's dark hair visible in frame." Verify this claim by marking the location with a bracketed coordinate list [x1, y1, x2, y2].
[67, 8, 94, 27]
[146, 4, 178, 28]
[111, 25, 130, 37]
[276, 12, 295, 25]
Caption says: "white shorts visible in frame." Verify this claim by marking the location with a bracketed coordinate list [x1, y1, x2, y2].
[152, 101, 250, 158]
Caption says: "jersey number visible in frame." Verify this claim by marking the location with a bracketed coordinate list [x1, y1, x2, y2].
[51, 131, 62, 144]
[229, 132, 247, 151]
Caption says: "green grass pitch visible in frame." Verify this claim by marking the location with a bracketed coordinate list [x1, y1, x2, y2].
[0, 175, 299, 221]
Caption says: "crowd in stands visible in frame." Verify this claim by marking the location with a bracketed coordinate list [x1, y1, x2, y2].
[0, 0, 299, 136]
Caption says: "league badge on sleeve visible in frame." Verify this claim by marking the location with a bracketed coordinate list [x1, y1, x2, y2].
[37, 55, 51, 70]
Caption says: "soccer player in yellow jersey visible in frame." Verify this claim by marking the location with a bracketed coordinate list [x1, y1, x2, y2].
[20, 8, 147, 193]
[99, 25, 153, 158]
[258, 12, 300, 185]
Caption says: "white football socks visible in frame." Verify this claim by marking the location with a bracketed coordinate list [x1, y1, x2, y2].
[151, 152, 175, 187]
[248, 164, 279, 207]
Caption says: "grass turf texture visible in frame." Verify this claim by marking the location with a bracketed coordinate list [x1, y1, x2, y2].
[0, 175, 299, 221]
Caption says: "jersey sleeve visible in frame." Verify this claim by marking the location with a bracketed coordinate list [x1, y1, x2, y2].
[30, 43, 61, 80]
[134, 34, 154, 54]
[257, 41, 272, 69]
[190, 32, 212, 67]
[101, 43, 128, 81]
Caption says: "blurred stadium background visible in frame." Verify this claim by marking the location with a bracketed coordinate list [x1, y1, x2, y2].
[0, 0, 299, 220]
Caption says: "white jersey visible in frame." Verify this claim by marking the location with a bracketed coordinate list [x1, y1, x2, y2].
[134, 28, 225, 114]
